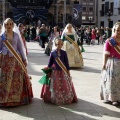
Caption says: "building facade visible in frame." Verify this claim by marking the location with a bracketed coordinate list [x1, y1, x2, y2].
[49, 0, 96, 27]
[98, 0, 120, 28]
[0, 0, 96, 27]
[0, 0, 54, 24]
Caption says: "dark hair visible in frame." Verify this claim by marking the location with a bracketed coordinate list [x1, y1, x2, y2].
[18, 23, 23, 28]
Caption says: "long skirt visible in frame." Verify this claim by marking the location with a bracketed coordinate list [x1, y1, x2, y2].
[44, 41, 53, 56]
[41, 70, 78, 105]
[0, 54, 33, 106]
[62, 41, 84, 67]
[100, 57, 120, 102]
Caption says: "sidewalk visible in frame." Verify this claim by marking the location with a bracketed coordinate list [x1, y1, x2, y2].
[0, 42, 120, 120]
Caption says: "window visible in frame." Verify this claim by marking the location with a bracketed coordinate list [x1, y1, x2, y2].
[89, 7, 93, 11]
[118, 8, 120, 15]
[82, 16, 86, 20]
[74, 0, 79, 4]
[109, 21, 113, 28]
[102, 4, 104, 11]
[83, 7, 86, 11]
[105, 2, 109, 15]
[88, 16, 93, 20]
[100, 4, 104, 16]
[110, 2, 114, 13]
[66, 0, 70, 4]
[100, 21, 104, 27]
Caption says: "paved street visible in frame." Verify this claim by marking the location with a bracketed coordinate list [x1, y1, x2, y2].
[0, 41, 120, 120]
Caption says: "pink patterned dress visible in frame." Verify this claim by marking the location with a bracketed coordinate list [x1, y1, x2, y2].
[41, 49, 78, 105]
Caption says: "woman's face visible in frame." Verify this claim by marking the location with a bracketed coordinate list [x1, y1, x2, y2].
[19, 24, 24, 30]
[54, 27, 57, 32]
[114, 25, 120, 38]
[5, 20, 14, 31]
[67, 25, 72, 32]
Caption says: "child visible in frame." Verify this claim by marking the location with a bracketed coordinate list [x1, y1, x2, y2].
[40, 38, 78, 105]
[91, 29, 96, 45]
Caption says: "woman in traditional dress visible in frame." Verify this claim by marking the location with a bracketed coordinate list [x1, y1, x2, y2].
[40, 38, 78, 105]
[61, 23, 84, 68]
[0, 18, 33, 106]
[18, 23, 28, 55]
[100, 22, 120, 106]
[45, 26, 60, 55]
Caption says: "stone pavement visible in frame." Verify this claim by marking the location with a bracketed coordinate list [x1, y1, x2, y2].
[0, 42, 120, 120]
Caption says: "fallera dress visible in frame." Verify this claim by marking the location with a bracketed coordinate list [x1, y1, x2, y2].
[0, 32, 33, 106]
[61, 34, 83, 68]
[40, 49, 78, 105]
[100, 39, 120, 102]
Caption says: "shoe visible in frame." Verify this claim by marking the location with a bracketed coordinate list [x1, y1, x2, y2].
[112, 102, 118, 106]
[104, 100, 111, 104]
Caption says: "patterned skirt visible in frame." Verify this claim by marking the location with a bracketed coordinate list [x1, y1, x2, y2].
[0, 54, 33, 106]
[100, 57, 120, 102]
[41, 70, 78, 105]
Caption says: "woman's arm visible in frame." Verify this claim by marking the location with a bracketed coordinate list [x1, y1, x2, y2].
[48, 53, 54, 68]
[17, 34, 27, 62]
[102, 54, 109, 70]
[64, 52, 71, 76]
[102, 40, 110, 70]
[64, 51, 70, 70]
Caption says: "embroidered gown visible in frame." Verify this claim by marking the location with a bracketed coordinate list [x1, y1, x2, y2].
[41, 49, 78, 105]
[0, 32, 33, 106]
[100, 39, 120, 102]
[61, 34, 83, 67]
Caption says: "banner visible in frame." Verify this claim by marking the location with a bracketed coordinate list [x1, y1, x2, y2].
[72, 4, 82, 26]
[114, 0, 120, 8]
[12, 7, 48, 23]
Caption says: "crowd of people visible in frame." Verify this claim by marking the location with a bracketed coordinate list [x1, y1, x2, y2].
[0, 17, 120, 107]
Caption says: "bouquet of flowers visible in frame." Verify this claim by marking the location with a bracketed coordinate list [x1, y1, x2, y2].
[38, 67, 52, 85]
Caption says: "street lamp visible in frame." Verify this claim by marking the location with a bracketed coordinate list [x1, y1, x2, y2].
[88, 17, 93, 27]
[106, 9, 112, 28]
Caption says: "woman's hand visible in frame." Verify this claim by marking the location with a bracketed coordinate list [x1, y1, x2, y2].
[102, 64, 106, 70]
[48, 73, 52, 78]
[23, 60, 27, 67]
[67, 70, 70, 77]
